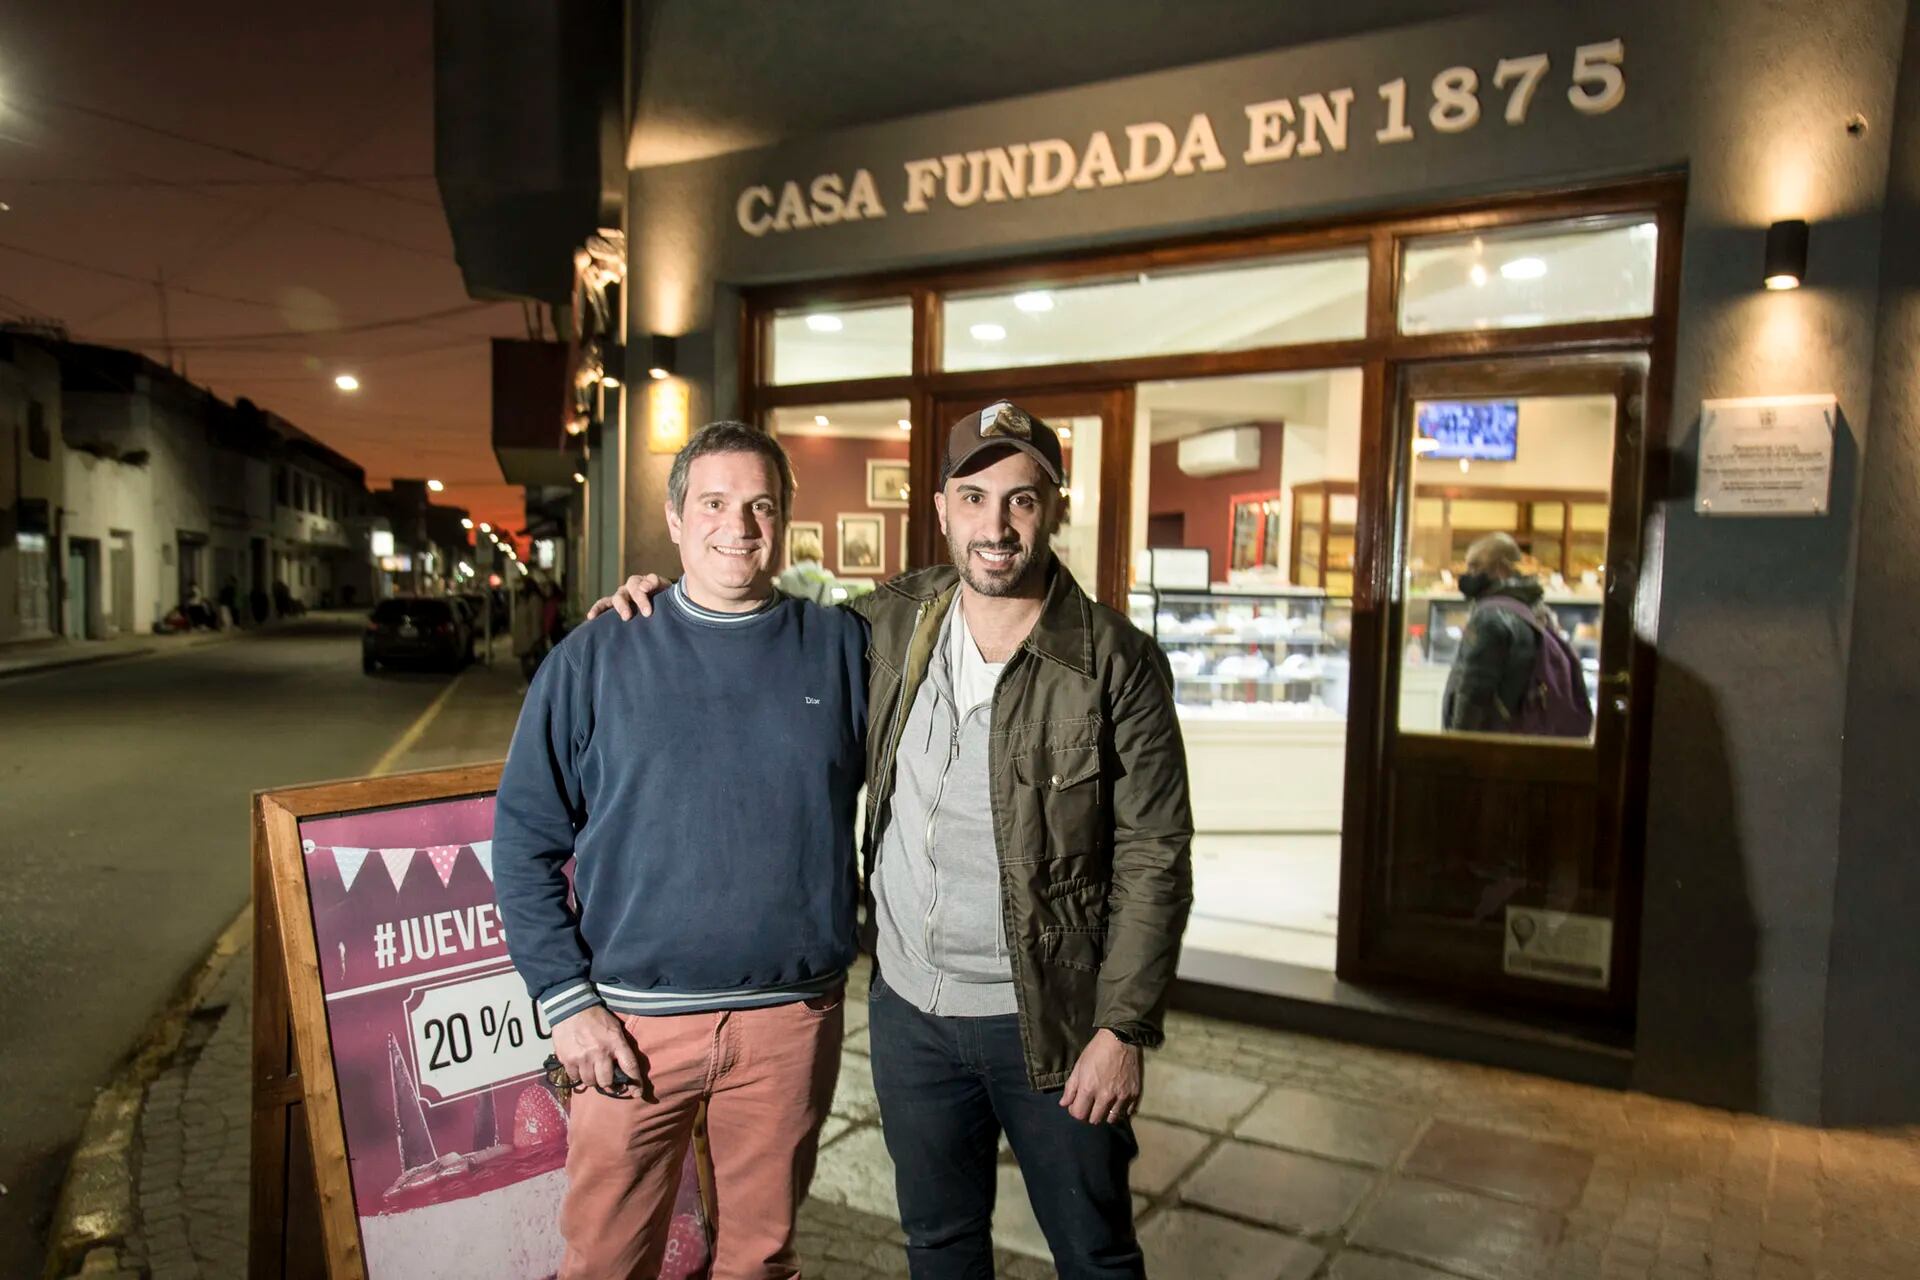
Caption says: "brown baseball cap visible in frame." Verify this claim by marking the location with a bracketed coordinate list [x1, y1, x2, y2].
[942, 401, 1063, 485]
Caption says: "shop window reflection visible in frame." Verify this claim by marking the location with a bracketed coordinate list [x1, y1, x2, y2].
[1127, 369, 1364, 974]
[766, 400, 913, 603]
[1397, 394, 1615, 742]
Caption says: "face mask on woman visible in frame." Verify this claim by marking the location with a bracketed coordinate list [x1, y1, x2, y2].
[1458, 570, 1494, 599]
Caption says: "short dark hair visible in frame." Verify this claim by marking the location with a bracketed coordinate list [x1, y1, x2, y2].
[667, 421, 795, 516]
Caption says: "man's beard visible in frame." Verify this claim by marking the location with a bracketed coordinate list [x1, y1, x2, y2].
[949, 531, 1041, 597]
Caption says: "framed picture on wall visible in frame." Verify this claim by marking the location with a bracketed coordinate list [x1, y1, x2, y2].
[787, 521, 824, 567]
[866, 459, 911, 508]
[837, 513, 884, 575]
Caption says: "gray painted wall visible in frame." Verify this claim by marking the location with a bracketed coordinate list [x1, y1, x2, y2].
[1825, 0, 1920, 1127]
[613, 0, 1915, 1121]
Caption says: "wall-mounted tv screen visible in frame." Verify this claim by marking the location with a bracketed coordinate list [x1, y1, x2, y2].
[1415, 400, 1519, 461]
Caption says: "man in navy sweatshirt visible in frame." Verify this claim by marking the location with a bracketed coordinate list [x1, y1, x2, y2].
[492, 421, 867, 1279]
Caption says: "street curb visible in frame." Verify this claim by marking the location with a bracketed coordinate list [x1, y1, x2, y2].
[41, 905, 253, 1280]
[0, 649, 157, 680]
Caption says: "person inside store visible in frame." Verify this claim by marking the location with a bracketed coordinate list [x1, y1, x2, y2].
[592, 402, 1195, 1280]
[492, 422, 868, 1278]
[1442, 531, 1594, 737]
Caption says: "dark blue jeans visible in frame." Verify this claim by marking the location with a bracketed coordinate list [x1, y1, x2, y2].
[867, 971, 1144, 1280]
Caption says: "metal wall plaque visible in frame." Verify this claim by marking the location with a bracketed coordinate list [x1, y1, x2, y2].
[1696, 394, 1837, 516]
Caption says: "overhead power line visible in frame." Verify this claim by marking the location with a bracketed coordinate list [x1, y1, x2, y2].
[0, 174, 435, 189]
[28, 93, 441, 210]
[81, 302, 506, 348]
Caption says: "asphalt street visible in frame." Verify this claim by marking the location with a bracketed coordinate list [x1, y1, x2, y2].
[0, 616, 489, 1268]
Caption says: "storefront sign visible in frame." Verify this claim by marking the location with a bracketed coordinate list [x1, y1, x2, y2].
[1504, 906, 1612, 990]
[1695, 394, 1837, 516]
[734, 40, 1625, 239]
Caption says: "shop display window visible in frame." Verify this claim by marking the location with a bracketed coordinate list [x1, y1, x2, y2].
[1398, 215, 1657, 336]
[1396, 392, 1616, 742]
[1127, 589, 1353, 722]
[768, 299, 912, 385]
[767, 400, 913, 601]
[942, 251, 1367, 372]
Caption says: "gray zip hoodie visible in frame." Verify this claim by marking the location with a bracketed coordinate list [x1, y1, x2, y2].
[870, 604, 1017, 1016]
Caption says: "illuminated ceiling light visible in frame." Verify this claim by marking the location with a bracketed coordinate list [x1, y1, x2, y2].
[1764, 219, 1808, 291]
[333, 373, 360, 392]
[814, 414, 830, 426]
[804, 314, 843, 333]
[1013, 291, 1054, 313]
[897, 418, 911, 431]
[1414, 437, 1441, 456]
[573, 471, 587, 484]
[1468, 263, 1489, 288]
[970, 322, 1007, 342]
[648, 366, 670, 380]
[565, 415, 587, 435]
[517, 562, 529, 575]
[1459, 458, 1472, 474]
[426, 479, 444, 492]
[460, 518, 473, 529]
[478, 522, 491, 533]
[1499, 257, 1548, 281]
[1058, 427, 1073, 440]
[601, 374, 621, 389]
[0, 201, 11, 213]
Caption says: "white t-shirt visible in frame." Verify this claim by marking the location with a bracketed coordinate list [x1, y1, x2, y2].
[950, 600, 1006, 714]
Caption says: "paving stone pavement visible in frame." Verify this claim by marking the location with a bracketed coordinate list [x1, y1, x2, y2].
[127, 955, 1920, 1279]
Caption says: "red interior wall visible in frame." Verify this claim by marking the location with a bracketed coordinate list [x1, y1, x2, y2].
[781, 434, 910, 576]
[1145, 422, 1286, 579]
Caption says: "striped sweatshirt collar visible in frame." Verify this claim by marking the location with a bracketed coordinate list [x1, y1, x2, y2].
[667, 579, 782, 626]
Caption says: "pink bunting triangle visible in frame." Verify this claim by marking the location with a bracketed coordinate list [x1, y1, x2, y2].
[425, 845, 462, 888]
[379, 847, 414, 893]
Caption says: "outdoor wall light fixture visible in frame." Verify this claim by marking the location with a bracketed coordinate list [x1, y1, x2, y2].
[1764, 219, 1809, 290]
[646, 334, 676, 380]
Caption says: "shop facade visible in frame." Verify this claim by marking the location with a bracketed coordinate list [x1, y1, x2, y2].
[436, 0, 1920, 1125]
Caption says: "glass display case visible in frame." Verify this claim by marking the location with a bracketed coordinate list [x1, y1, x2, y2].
[1128, 587, 1352, 720]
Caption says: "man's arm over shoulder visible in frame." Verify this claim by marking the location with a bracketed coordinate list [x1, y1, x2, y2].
[492, 639, 604, 1027]
[1096, 632, 1195, 1049]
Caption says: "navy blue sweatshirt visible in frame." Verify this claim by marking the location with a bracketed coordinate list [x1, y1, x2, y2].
[492, 583, 867, 1026]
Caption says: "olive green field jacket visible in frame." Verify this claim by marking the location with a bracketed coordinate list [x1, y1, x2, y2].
[855, 563, 1194, 1089]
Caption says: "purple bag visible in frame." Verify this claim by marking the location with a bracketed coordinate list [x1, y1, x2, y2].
[1476, 596, 1595, 738]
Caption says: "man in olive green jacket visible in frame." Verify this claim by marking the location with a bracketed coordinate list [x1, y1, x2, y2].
[596, 402, 1192, 1278]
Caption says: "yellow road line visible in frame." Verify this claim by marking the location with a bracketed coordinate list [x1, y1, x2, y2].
[368, 669, 468, 777]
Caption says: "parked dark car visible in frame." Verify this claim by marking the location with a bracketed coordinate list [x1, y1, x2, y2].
[363, 597, 472, 673]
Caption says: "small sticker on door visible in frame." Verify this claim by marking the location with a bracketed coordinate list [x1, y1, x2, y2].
[1504, 906, 1612, 991]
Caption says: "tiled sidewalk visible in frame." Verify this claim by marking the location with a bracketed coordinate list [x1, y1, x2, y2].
[803, 967, 1920, 1280]
[126, 956, 1920, 1279]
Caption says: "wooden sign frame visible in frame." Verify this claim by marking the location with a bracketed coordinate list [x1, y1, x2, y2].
[249, 762, 503, 1280]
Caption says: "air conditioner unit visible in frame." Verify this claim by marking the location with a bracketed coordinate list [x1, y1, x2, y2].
[1177, 426, 1260, 477]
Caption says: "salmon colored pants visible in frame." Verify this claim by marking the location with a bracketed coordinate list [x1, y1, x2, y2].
[559, 995, 844, 1279]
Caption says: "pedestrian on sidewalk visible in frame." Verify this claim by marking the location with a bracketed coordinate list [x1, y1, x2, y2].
[595, 402, 1195, 1279]
[494, 422, 867, 1278]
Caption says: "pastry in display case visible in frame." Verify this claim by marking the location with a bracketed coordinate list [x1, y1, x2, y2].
[1127, 588, 1352, 721]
